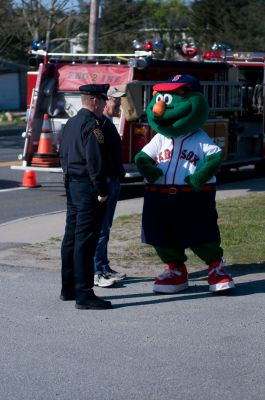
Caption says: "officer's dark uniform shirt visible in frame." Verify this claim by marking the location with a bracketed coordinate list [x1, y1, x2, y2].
[101, 116, 125, 180]
[60, 108, 108, 196]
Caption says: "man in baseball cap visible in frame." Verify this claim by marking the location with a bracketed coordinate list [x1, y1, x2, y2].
[93, 86, 126, 287]
[107, 86, 126, 98]
[105, 86, 126, 119]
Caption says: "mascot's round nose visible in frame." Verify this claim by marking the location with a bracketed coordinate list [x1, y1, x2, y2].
[152, 100, 166, 117]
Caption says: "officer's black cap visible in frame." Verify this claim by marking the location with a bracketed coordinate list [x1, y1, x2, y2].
[79, 84, 110, 99]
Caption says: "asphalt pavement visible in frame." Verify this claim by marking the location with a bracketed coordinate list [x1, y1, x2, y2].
[0, 177, 265, 400]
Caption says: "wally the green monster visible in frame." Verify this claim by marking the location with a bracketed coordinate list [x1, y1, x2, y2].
[135, 74, 235, 293]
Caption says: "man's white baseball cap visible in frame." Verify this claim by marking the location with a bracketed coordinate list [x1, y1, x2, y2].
[107, 87, 126, 98]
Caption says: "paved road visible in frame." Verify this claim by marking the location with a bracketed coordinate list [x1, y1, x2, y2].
[0, 104, 264, 397]
[0, 176, 265, 399]
[1, 263, 264, 400]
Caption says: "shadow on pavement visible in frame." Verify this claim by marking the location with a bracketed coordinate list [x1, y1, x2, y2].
[0, 179, 21, 189]
[104, 285, 213, 309]
[102, 263, 265, 308]
[228, 262, 265, 276]
[227, 279, 265, 296]
[188, 262, 265, 281]
[107, 280, 265, 308]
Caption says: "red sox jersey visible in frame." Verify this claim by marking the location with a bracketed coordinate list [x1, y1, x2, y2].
[141, 129, 222, 185]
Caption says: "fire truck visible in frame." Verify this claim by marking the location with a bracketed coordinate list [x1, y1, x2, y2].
[13, 49, 265, 178]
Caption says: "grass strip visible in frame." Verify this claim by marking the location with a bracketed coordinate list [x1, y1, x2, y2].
[110, 192, 265, 269]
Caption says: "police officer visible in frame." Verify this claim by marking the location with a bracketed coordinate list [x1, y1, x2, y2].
[59, 84, 112, 310]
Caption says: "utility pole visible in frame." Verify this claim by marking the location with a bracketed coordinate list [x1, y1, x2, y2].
[88, 0, 100, 54]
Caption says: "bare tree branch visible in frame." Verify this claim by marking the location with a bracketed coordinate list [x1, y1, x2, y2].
[18, 0, 72, 45]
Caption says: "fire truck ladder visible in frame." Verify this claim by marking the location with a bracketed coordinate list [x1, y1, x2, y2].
[202, 81, 243, 112]
[140, 81, 243, 114]
[31, 49, 152, 63]
[12, 88, 63, 173]
[19, 88, 38, 166]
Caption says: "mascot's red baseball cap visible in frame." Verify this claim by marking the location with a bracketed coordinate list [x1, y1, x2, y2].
[153, 74, 203, 93]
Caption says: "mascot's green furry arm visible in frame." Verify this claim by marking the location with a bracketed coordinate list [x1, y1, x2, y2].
[135, 151, 163, 183]
[135, 149, 223, 189]
[184, 150, 223, 192]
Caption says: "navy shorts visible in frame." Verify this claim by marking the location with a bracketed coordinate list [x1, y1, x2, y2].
[141, 187, 220, 248]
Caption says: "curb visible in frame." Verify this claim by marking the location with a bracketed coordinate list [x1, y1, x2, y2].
[0, 210, 66, 228]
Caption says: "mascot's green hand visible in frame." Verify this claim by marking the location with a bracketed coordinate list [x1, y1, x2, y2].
[184, 174, 202, 192]
[135, 151, 163, 183]
[184, 151, 224, 192]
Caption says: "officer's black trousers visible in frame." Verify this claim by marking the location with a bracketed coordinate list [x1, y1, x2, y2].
[61, 181, 106, 302]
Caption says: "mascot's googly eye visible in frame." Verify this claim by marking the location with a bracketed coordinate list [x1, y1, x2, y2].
[156, 94, 164, 102]
[164, 94, 173, 104]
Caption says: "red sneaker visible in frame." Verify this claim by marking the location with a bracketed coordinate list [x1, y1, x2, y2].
[153, 264, 188, 294]
[208, 260, 235, 292]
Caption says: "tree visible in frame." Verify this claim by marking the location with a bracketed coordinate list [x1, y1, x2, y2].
[78, 0, 191, 57]
[17, 0, 72, 50]
[142, 0, 191, 59]
[0, 0, 14, 54]
[0, 0, 82, 63]
[0, 1, 31, 64]
[91, 0, 148, 53]
[189, 0, 265, 52]
[6, 0, 265, 66]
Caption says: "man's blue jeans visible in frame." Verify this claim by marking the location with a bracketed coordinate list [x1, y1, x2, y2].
[94, 179, 121, 275]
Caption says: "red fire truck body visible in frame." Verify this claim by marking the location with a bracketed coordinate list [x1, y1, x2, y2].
[16, 50, 265, 178]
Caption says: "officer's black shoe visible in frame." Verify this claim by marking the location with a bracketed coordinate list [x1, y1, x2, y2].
[60, 292, 75, 301]
[75, 290, 112, 310]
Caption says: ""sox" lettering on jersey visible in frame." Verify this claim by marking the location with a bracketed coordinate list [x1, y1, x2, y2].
[157, 148, 200, 166]
[180, 149, 200, 166]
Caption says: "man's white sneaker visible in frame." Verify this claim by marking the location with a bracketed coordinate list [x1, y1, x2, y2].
[94, 274, 115, 288]
[104, 268, 126, 281]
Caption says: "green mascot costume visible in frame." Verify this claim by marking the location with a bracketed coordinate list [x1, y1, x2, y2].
[135, 74, 235, 293]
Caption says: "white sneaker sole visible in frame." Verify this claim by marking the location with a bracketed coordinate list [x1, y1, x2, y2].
[105, 274, 126, 282]
[94, 282, 115, 288]
[209, 280, 235, 292]
[153, 282, 189, 294]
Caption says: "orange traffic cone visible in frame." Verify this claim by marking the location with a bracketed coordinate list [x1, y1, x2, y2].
[31, 113, 60, 168]
[36, 113, 54, 154]
[22, 170, 39, 188]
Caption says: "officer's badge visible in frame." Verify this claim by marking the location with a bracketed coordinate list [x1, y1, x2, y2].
[93, 127, 104, 144]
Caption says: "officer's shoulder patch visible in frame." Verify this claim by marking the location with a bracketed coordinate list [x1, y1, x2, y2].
[93, 127, 104, 144]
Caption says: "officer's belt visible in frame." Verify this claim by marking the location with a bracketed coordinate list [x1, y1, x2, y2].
[145, 184, 216, 194]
